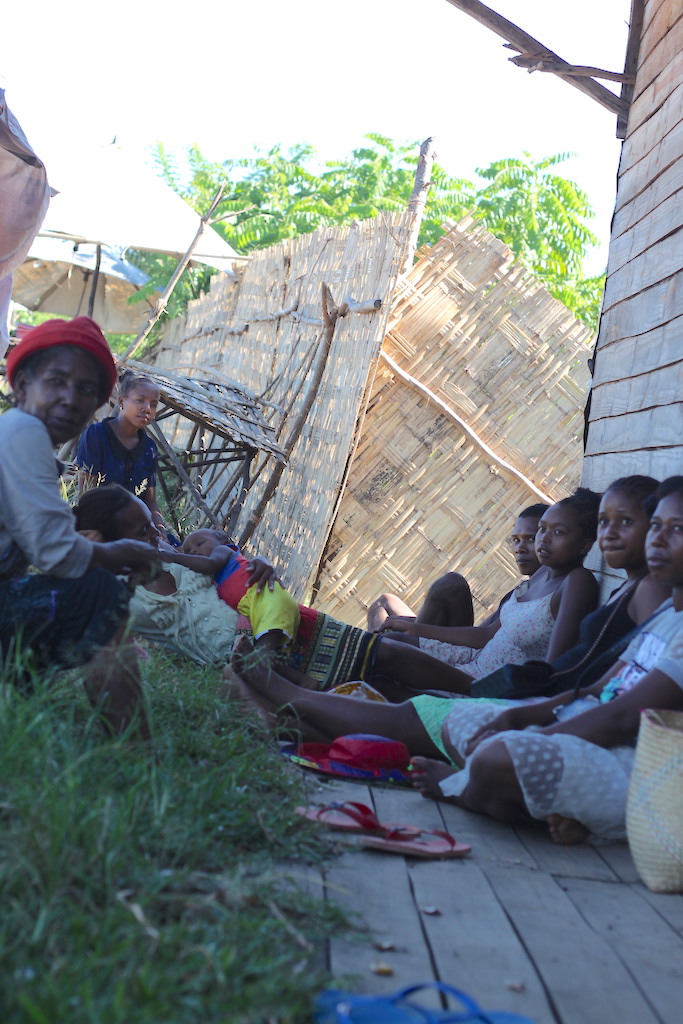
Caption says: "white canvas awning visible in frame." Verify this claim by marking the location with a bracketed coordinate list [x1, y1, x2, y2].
[40, 144, 240, 273]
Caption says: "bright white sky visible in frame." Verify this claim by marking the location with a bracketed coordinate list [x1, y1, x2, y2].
[3, 0, 631, 273]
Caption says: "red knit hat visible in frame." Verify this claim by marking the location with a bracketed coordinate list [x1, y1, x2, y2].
[5, 317, 117, 400]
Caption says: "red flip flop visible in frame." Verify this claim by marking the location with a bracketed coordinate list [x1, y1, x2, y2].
[295, 801, 418, 836]
[295, 802, 471, 858]
[362, 828, 471, 859]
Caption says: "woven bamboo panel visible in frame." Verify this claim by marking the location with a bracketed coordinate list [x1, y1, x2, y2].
[152, 213, 413, 597]
[315, 216, 593, 626]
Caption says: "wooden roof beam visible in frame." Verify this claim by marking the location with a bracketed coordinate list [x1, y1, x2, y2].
[507, 54, 635, 85]
[443, 0, 628, 118]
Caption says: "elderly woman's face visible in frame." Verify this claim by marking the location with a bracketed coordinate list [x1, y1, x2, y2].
[13, 347, 101, 444]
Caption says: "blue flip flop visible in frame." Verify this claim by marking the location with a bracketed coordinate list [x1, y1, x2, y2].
[315, 982, 536, 1024]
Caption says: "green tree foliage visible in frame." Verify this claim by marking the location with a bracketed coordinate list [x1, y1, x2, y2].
[140, 136, 604, 330]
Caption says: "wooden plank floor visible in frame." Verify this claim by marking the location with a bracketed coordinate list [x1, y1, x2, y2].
[295, 772, 683, 1024]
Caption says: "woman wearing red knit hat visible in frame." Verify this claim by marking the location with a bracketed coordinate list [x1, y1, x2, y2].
[1, 316, 161, 737]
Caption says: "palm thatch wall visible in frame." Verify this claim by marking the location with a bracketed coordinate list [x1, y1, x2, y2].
[314, 217, 593, 625]
[153, 212, 414, 597]
[151, 212, 591, 624]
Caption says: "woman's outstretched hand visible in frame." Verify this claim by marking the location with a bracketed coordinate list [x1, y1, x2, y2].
[90, 539, 162, 575]
[378, 615, 417, 634]
[246, 556, 280, 593]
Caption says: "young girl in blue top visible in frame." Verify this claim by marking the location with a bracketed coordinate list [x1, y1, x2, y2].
[76, 369, 164, 531]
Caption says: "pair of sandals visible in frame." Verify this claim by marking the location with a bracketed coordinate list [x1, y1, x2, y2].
[316, 981, 536, 1022]
[296, 800, 471, 859]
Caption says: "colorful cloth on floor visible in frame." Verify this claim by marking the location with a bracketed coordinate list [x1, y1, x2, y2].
[327, 680, 388, 702]
[288, 607, 379, 690]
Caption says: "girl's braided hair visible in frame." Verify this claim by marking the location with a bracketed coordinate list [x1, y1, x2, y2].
[555, 487, 602, 543]
[118, 369, 159, 397]
[73, 483, 135, 541]
[654, 476, 683, 504]
[604, 475, 660, 516]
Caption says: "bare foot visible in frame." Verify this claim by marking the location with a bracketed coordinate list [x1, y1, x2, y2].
[411, 755, 459, 800]
[231, 633, 257, 673]
[546, 813, 590, 845]
[221, 663, 250, 701]
[231, 634, 286, 696]
[223, 655, 274, 732]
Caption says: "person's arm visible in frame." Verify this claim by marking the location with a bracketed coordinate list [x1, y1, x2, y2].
[0, 413, 94, 577]
[545, 568, 599, 663]
[141, 487, 165, 531]
[88, 539, 162, 574]
[379, 616, 500, 648]
[163, 544, 231, 577]
[543, 667, 683, 748]
[465, 661, 625, 754]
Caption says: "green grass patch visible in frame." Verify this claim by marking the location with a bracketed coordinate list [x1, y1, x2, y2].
[0, 649, 346, 1023]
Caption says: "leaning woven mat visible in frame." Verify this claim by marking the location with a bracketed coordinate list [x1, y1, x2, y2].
[626, 709, 683, 893]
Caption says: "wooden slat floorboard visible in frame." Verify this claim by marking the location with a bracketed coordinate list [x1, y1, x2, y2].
[513, 823, 619, 882]
[483, 866, 661, 1024]
[561, 877, 683, 1024]
[292, 773, 683, 1023]
[410, 857, 555, 1023]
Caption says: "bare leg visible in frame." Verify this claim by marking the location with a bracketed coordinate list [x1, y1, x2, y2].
[277, 662, 326, 690]
[255, 630, 288, 661]
[375, 637, 473, 695]
[367, 594, 416, 632]
[417, 573, 474, 628]
[83, 623, 150, 739]
[230, 638, 444, 756]
[448, 739, 528, 821]
[367, 573, 473, 632]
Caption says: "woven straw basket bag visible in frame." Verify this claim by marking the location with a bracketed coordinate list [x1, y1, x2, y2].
[626, 709, 683, 893]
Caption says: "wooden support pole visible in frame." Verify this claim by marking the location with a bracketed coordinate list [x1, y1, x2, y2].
[148, 420, 221, 528]
[507, 55, 635, 84]
[224, 450, 255, 535]
[251, 303, 299, 322]
[379, 349, 554, 503]
[238, 282, 338, 547]
[119, 183, 227, 362]
[401, 136, 437, 275]
[87, 243, 102, 318]
[337, 297, 383, 317]
[443, 0, 628, 117]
